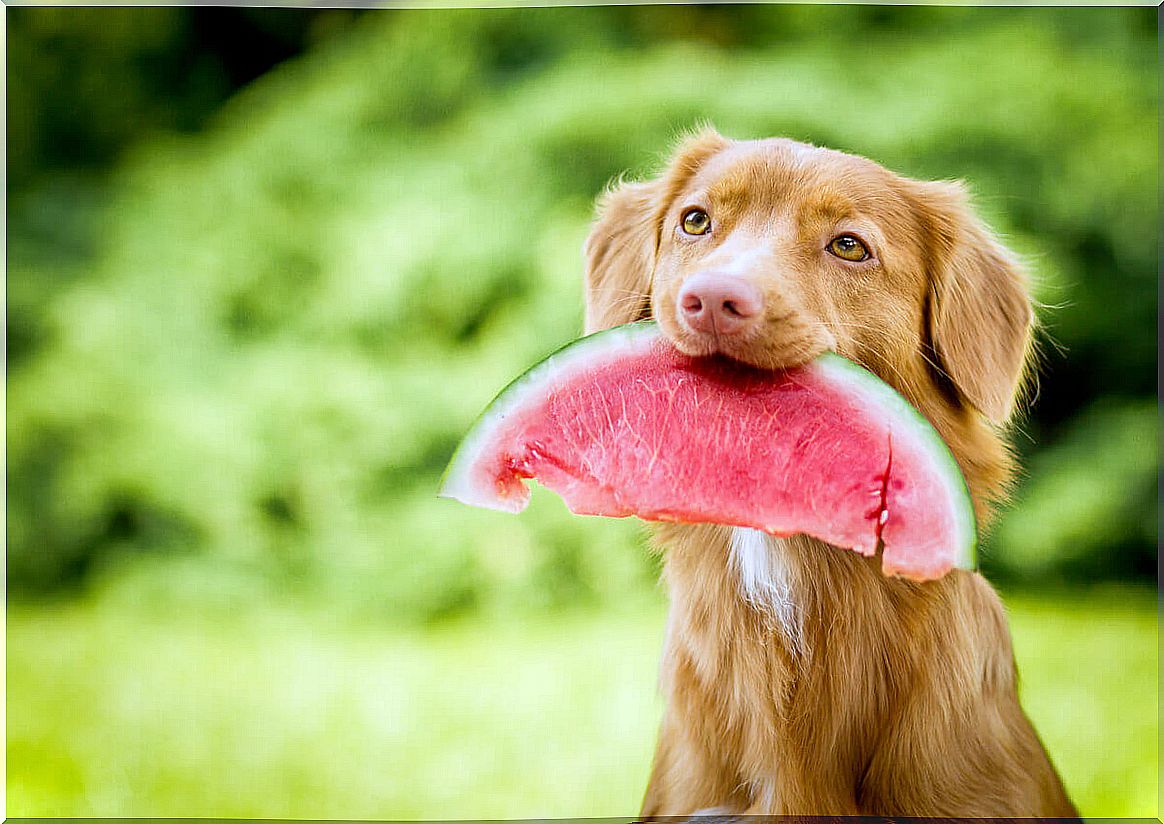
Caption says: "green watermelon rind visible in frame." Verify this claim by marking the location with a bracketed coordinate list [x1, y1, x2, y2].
[440, 321, 977, 570]
[439, 321, 661, 511]
[810, 352, 978, 570]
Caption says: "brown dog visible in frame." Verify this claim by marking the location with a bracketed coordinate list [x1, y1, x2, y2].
[583, 128, 1077, 816]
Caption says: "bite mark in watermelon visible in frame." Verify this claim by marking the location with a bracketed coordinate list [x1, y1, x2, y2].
[440, 322, 976, 581]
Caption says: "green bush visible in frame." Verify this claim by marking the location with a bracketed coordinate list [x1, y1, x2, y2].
[8, 7, 1156, 613]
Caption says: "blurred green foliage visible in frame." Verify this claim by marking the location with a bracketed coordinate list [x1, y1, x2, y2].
[6, 8, 365, 191]
[7, 6, 1158, 616]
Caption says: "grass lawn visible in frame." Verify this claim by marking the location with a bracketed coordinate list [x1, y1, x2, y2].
[7, 584, 1157, 818]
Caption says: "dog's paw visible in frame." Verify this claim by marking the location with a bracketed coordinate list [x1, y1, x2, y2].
[683, 806, 741, 824]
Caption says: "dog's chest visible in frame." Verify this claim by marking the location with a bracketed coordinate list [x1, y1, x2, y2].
[729, 527, 804, 654]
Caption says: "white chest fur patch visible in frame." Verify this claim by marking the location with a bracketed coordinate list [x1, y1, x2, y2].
[729, 527, 804, 654]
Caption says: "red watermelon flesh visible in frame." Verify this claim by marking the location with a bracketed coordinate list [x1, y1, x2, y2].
[440, 322, 976, 581]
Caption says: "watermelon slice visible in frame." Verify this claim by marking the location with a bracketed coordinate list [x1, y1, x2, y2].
[439, 322, 976, 581]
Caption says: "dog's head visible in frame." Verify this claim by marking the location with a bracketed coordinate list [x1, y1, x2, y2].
[584, 128, 1034, 512]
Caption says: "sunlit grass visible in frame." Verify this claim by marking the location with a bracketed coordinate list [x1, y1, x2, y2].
[1004, 587, 1158, 816]
[7, 584, 1156, 817]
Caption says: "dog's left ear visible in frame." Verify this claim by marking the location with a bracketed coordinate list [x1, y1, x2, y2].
[912, 180, 1034, 424]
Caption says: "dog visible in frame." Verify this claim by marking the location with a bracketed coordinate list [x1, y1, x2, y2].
[582, 128, 1077, 816]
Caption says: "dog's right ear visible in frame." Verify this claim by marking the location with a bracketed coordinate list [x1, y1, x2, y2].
[583, 179, 664, 333]
[583, 129, 729, 334]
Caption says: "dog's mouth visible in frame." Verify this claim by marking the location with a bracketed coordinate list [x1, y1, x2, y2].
[662, 317, 837, 373]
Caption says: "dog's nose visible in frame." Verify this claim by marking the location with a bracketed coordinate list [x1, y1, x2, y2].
[677, 273, 762, 336]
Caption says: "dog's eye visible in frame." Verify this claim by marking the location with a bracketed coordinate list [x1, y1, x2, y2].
[681, 208, 711, 236]
[827, 234, 870, 262]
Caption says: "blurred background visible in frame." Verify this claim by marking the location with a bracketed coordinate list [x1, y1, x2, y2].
[6, 5, 1157, 818]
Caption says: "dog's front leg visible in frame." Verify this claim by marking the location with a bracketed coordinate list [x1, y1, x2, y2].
[859, 691, 1078, 816]
[639, 710, 748, 818]
[738, 780, 861, 816]
[854, 584, 1078, 818]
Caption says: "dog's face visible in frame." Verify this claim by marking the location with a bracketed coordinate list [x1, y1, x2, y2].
[651, 138, 938, 380]
[584, 129, 1033, 431]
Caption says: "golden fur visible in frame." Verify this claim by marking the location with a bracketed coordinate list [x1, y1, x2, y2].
[582, 128, 1076, 816]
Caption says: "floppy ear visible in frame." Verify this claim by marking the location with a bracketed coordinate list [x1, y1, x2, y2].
[583, 128, 729, 334]
[915, 181, 1034, 424]
[583, 179, 664, 333]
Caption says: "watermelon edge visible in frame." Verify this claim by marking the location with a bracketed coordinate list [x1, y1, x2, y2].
[438, 321, 662, 512]
[811, 352, 978, 570]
